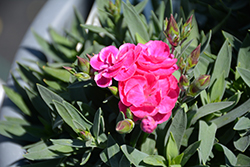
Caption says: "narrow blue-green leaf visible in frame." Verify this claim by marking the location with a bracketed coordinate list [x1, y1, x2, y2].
[198, 121, 217, 165]
[166, 132, 179, 161]
[143, 155, 167, 167]
[107, 134, 121, 167]
[3, 85, 31, 116]
[63, 101, 92, 130]
[237, 67, 250, 88]
[37, 84, 64, 111]
[53, 100, 74, 130]
[32, 30, 63, 62]
[210, 40, 232, 84]
[191, 102, 233, 125]
[222, 31, 242, 51]
[181, 141, 201, 166]
[100, 148, 110, 166]
[234, 135, 250, 152]
[165, 109, 187, 149]
[121, 144, 148, 166]
[215, 143, 237, 166]
[211, 98, 250, 128]
[237, 34, 250, 70]
[141, 137, 156, 155]
[200, 30, 212, 56]
[234, 116, 250, 130]
[135, 33, 147, 44]
[210, 72, 226, 102]
[81, 24, 116, 40]
[91, 108, 102, 138]
[80, 150, 91, 165]
[134, 0, 148, 13]
[236, 154, 250, 166]
[42, 66, 71, 83]
[123, 1, 149, 41]
[50, 139, 86, 148]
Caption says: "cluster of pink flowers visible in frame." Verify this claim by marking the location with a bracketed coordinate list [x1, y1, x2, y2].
[90, 40, 179, 133]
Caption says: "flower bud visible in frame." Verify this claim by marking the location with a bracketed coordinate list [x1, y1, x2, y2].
[186, 44, 201, 71]
[108, 86, 118, 96]
[179, 74, 189, 91]
[63, 66, 76, 75]
[140, 116, 157, 134]
[181, 15, 193, 39]
[126, 107, 133, 120]
[79, 130, 93, 141]
[188, 75, 210, 97]
[116, 119, 134, 134]
[77, 56, 90, 73]
[164, 14, 180, 47]
[178, 57, 186, 73]
[74, 72, 91, 80]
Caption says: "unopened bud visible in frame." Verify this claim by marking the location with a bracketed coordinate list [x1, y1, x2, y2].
[116, 119, 134, 134]
[79, 130, 93, 141]
[164, 14, 180, 47]
[188, 75, 210, 97]
[77, 56, 90, 73]
[108, 86, 118, 96]
[63, 66, 76, 75]
[126, 108, 133, 120]
[141, 116, 157, 134]
[179, 75, 189, 91]
[181, 15, 193, 39]
[178, 57, 186, 73]
[74, 72, 91, 80]
[186, 44, 201, 71]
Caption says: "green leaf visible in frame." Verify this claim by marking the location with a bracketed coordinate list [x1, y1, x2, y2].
[200, 30, 212, 56]
[165, 109, 187, 150]
[134, 0, 148, 13]
[210, 40, 232, 85]
[211, 98, 250, 128]
[37, 84, 64, 111]
[135, 33, 147, 44]
[237, 34, 250, 70]
[143, 155, 167, 167]
[43, 79, 63, 91]
[166, 132, 179, 161]
[236, 154, 250, 166]
[80, 149, 92, 165]
[24, 144, 71, 160]
[234, 116, 250, 130]
[222, 31, 242, 51]
[63, 101, 92, 130]
[190, 102, 233, 125]
[3, 85, 31, 116]
[107, 134, 122, 167]
[234, 134, 250, 152]
[198, 121, 217, 165]
[121, 144, 148, 166]
[214, 143, 237, 166]
[81, 24, 116, 40]
[210, 72, 226, 102]
[53, 100, 75, 131]
[181, 141, 201, 166]
[32, 30, 64, 62]
[50, 139, 86, 148]
[91, 108, 102, 138]
[123, 1, 149, 42]
[119, 155, 130, 167]
[141, 137, 156, 155]
[42, 66, 71, 83]
[237, 67, 250, 88]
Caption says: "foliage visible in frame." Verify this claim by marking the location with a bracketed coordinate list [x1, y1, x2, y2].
[1, 0, 250, 166]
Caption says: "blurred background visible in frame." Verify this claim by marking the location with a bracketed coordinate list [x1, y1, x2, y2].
[0, 0, 47, 82]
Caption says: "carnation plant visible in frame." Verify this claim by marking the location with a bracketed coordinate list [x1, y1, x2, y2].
[1, 0, 250, 166]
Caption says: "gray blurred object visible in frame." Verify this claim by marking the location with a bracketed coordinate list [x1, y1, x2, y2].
[0, 0, 94, 166]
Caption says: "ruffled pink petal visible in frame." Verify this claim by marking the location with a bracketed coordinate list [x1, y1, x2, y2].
[90, 55, 107, 71]
[127, 84, 145, 107]
[114, 64, 137, 81]
[153, 112, 172, 124]
[99, 46, 118, 62]
[124, 75, 146, 95]
[94, 72, 112, 88]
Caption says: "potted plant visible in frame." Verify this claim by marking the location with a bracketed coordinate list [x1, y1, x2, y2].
[1, 0, 250, 166]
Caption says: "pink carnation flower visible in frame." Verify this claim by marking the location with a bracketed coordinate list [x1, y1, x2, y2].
[119, 73, 179, 133]
[136, 40, 178, 76]
[90, 44, 140, 87]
